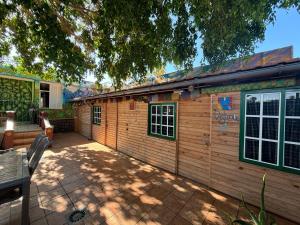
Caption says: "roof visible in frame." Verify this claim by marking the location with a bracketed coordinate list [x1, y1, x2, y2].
[73, 58, 300, 102]
[73, 46, 300, 101]
[0, 66, 41, 81]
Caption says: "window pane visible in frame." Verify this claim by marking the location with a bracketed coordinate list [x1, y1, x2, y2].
[162, 106, 168, 115]
[151, 125, 156, 133]
[157, 106, 161, 114]
[151, 106, 156, 114]
[263, 93, 280, 116]
[261, 141, 277, 164]
[168, 127, 174, 137]
[157, 116, 161, 124]
[245, 139, 259, 160]
[151, 116, 156, 124]
[262, 118, 278, 140]
[168, 106, 174, 115]
[246, 117, 260, 138]
[246, 94, 260, 115]
[285, 119, 300, 143]
[157, 125, 161, 134]
[162, 116, 167, 125]
[168, 117, 174, 126]
[286, 91, 300, 116]
[284, 144, 300, 169]
[162, 126, 167, 135]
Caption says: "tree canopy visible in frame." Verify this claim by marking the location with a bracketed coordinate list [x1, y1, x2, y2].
[0, 0, 299, 88]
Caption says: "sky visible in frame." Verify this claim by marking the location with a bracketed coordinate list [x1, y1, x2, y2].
[164, 7, 300, 74]
[85, 8, 300, 82]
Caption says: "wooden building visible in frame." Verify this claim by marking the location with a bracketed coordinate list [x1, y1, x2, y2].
[73, 47, 300, 223]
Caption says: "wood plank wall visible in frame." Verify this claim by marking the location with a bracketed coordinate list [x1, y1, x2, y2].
[106, 100, 117, 149]
[76, 91, 300, 223]
[209, 92, 300, 223]
[117, 100, 176, 172]
[77, 104, 91, 138]
[178, 95, 211, 186]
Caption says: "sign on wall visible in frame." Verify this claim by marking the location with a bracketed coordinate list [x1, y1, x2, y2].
[213, 95, 239, 131]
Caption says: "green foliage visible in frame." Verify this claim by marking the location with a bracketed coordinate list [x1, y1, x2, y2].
[43, 104, 74, 120]
[0, 77, 32, 121]
[229, 175, 277, 225]
[0, 1, 299, 88]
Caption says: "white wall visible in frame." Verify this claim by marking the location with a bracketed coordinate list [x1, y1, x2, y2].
[39, 82, 63, 109]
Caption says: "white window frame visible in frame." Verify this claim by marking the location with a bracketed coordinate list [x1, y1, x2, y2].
[243, 92, 281, 166]
[93, 106, 101, 125]
[149, 103, 176, 139]
[283, 91, 300, 171]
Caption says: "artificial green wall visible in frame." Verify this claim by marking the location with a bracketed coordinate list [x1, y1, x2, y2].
[0, 77, 33, 121]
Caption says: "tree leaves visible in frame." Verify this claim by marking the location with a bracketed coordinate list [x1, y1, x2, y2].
[0, 0, 299, 88]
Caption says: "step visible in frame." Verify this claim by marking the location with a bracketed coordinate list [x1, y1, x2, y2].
[14, 137, 36, 146]
[14, 130, 43, 139]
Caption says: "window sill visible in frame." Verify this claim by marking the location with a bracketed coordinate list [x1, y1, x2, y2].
[239, 158, 300, 175]
[148, 133, 176, 141]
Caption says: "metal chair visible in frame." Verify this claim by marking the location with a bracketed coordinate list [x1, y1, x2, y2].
[27, 133, 47, 160]
[28, 137, 50, 176]
[0, 137, 50, 204]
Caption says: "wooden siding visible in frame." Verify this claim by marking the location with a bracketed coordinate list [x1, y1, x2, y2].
[117, 100, 176, 172]
[92, 103, 106, 145]
[209, 92, 300, 223]
[77, 104, 91, 138]
[106, 101, 117, 149]
[178, 95, 211, 186]
[76, 91, 300, 223]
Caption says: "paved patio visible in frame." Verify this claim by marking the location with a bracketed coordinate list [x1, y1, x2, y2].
[0, 132, 297, 225]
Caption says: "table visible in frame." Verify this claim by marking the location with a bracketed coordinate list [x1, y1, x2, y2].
[0, 150, 30, 225]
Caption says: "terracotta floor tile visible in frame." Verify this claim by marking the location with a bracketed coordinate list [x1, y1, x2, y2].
[105, 211, 141, 225]
[141, 205, 176, 225]
[29, 205, 46, 223]
[179, 200, 213, 225]
[39, 187, 66, 203]
[42, 195, 72, 215]
[3, 133, 296, 225]
[37, 180, 61, 193]
[59, 173, 85, 186]
[46, 211, 70, 225]
[162, 192, 186, 214]
[83, 214, 106, 225]
[63, 180, 88, 194]
[146, 186, 171, 201]
[30, 195, 41, 208]
[168, 215, 193, 225]
[31, 217, 48, 225]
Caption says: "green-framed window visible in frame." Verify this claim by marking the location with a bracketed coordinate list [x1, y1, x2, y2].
[148, 103, 176, 140]
[240, 88, 300, 175]
[93, 106, 101, 125]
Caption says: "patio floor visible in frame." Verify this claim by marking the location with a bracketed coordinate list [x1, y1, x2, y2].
[0, 132, 297, 225]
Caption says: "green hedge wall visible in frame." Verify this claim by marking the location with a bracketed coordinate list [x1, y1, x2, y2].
[42, 104, 74, 120]
[0, 77, 33, 121]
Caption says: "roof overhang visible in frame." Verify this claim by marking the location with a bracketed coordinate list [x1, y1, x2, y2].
[72, 60, 300, 102]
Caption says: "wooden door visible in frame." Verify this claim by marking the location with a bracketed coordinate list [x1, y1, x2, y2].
[105, 101, 117, 149]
